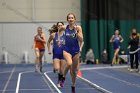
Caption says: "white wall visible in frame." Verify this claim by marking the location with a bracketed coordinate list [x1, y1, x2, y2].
[0, 0, 80, 22]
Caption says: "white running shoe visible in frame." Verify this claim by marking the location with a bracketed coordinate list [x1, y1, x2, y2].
[135, 69, 139, 72]
[129, 69, 134, 72]
[57, 83, 61, 88]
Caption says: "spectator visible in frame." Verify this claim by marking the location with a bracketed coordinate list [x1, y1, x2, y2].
[128, 28, 139, 72]
[119, 49, 127, 64]
[85, 48, 95, 64]
[101, 49, 108, 64]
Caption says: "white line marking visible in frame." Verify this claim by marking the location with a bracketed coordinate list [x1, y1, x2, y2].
[80, 65, 127, 71]
[0, 69, 35, 74]
[15, 71, 34, 93]
[13, 65, 127, 93]
[42, 75, 55, 93]
[80, 65, 140, 91]
[77, 75, 112, 93]
[0, 71, 13, 74]
[44, 72, 62, 93]
[45, 71, 53, 73]
[20, 88, 53, 91]
[2, 65, 16, 93]
[94, 71, 140, 88]
[15, 71, 54, 93]
[0, 89, 15, 92]
[15, 73, 21, 93]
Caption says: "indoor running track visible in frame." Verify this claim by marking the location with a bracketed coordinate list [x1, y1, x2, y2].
[0, 64, 140, 93]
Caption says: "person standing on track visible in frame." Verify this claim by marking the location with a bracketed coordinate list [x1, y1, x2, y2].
[128, 28, 139, 72]
[110, 29, 123, 66]
[33, 27, 46, 73]
[47, 22, 66, 87]
[60, 13, 83, 93]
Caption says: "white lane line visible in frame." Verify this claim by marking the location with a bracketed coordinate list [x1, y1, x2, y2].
[2, 65, 16, 93]
[0, 88, 95, 91]
[15, 73, 21, 93]
[42, 75, 55, 93]
[0, 71, 13, 74]
[94, 71, 140, 88]
[0, 89, 15, 92]
[0, 69, 35, 74]
[81, 65, 140, 88]
[80, 65, 127, 71]
[20, 88, 53, 91]
[44, 72, 62, 93]
[15, 71, 34, 93]
[77, 75, 112, 93]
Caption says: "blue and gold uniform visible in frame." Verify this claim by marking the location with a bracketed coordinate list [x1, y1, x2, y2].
[53, 32, 65, 59]
[63, 25, 80, 57]
[113, 35, 121, 50]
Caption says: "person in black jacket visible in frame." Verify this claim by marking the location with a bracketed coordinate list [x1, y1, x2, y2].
[128, 28, 139, 72]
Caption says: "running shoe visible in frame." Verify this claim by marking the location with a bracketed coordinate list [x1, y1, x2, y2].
[60, 77, 65, 87]
[39, 62, 43, 72]
[57, 82, 61, 88]
[71, 86, 75, 93]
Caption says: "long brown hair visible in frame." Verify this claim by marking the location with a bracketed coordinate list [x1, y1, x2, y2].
[48, 24, 58, 34]
[57, 22, 64, 26]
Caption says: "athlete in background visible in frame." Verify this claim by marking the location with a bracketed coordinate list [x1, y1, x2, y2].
[33, 27, 46, 73]
[110, 29, 123, 66]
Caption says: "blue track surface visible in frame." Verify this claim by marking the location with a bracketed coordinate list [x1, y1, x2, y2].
[47, 71, 100, 93]
[0, 64, 140, 93]
[81, 65, 140, 93]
